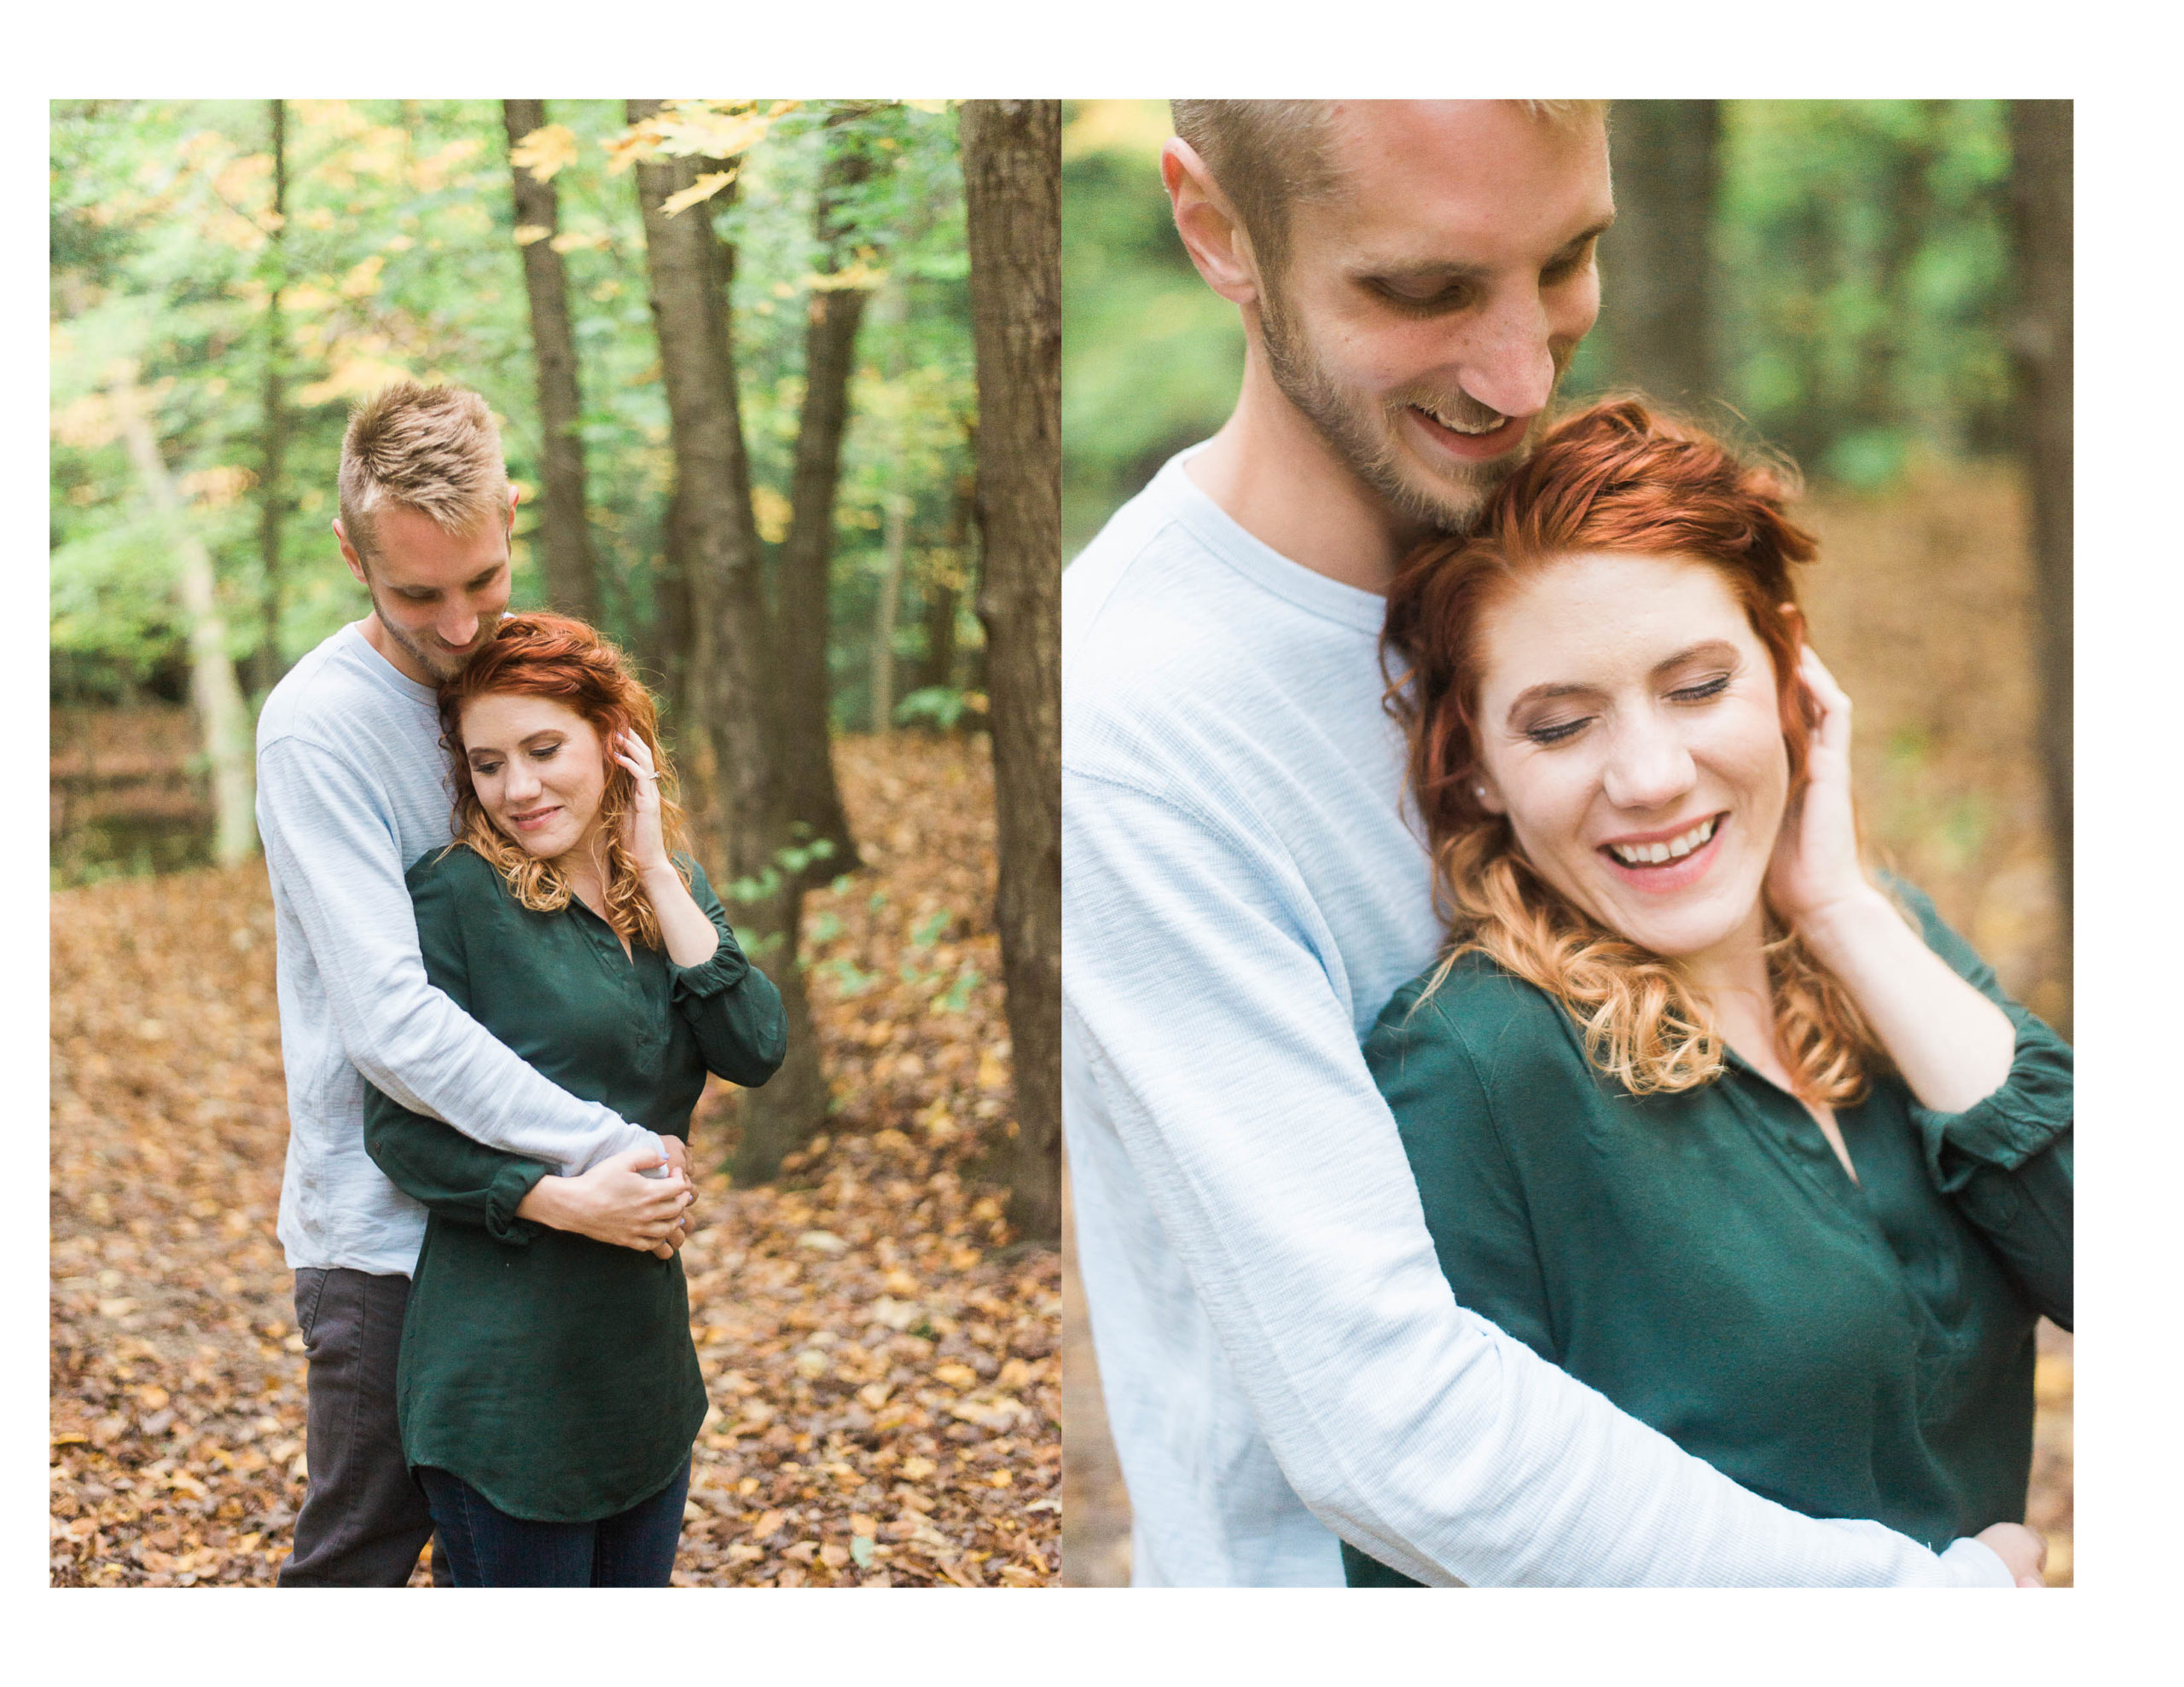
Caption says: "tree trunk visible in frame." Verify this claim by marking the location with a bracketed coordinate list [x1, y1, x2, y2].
[775, 119, 872, 879]
[1598, 100, 1720, 407]
[505, 99, 601, 623]
[110, 368, 257, 867]
[254, 97, 289, 699]
[870, 485, 908, 732]
[915, 465, 974, 699]
[629, 99, 828, 1183]
[1850, 103, 1940, 446]
[959, 101, 1063, 1246]
[867, 281, 914, 735]
[2008, 100, 2072, 976]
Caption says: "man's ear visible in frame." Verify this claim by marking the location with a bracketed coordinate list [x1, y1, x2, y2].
[1163, 138, 1262, 308]
[506, 482, 521, 533]
[333, 518, 368, 588]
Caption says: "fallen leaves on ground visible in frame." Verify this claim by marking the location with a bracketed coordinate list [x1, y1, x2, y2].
[50, 730, 1058, 1586]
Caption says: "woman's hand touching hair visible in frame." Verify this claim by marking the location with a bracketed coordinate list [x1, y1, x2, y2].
[515, 1144, 694, 1257]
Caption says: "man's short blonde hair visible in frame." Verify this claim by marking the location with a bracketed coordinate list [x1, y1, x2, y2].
[337, 380, 509, 566]
[1169, 99, 1608, 277]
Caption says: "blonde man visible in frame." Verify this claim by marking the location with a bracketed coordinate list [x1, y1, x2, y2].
[1062, 101, 2039, 1586]
[258, 382, 688, 1586]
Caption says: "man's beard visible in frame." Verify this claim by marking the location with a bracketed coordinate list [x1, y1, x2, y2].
[365, 583, 482, 684]
[1258, 281, 1563, 537]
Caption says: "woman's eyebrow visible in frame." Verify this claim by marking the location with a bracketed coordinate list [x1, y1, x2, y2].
[1651, 639, 1740, 678]
[1504, 679, 1599, 718]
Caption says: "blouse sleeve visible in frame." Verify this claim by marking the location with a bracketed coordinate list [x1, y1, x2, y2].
[1892, 880, 2073, 1330]
[1363, 977, 1560, 1364]
[669, 858, 789, 1089]
[360, 853, 555, 1245]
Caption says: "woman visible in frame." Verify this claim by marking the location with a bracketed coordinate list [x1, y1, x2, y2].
[1350, 399, 2071, 1586]
[361, 612, 787, 1587]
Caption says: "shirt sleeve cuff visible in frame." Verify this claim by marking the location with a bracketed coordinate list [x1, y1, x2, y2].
[1910, 1012, 2073, 1178]
[671, 936, 751, 1002]
[484, 1159, 552, 1244]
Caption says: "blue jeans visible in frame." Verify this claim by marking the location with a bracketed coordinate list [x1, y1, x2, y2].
[415, 1461, 691, 1587]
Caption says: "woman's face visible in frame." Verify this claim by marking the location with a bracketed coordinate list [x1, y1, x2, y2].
[460, 693, 609, 864]
[1469, 551, 1791, 969]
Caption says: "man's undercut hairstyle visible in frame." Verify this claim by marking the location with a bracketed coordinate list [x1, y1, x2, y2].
[1170, 99, 1608, 280]
[338, 380, 509, 568]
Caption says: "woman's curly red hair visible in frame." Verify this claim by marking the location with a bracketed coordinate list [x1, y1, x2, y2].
[1383, 397, 1883, 1102]
[439, 612, 693, 951]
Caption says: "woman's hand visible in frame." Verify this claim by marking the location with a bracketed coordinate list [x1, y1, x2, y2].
[515, 1144, 693, 1255]
[1765, 640, 2016, 1112]
[1763, 641, 1879, 933]
[1975, 1522, 2049, 1587]
[613, 730, 671, 876]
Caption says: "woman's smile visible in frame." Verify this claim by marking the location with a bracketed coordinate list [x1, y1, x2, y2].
[460, 692, 610, 865]
[1596, 811, 1728, 890]
[1470, 550, 1791, 970]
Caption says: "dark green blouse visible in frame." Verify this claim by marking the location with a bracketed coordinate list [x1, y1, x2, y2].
[363, 844, 786, 1522]
[1345, 884, 2071, 1586]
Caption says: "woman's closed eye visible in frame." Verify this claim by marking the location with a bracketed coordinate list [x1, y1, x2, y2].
[1523, 714, 1592, 747]
[1669, 673, 1732, 704]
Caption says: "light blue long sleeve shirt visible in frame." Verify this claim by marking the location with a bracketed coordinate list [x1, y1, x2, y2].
[1061, 449, 2011, 1587]
[257, 622, 662, 1277]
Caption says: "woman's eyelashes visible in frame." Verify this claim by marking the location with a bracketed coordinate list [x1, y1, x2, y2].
[1523, 715, 1590, 747]
[1518, 672, 1737, 747]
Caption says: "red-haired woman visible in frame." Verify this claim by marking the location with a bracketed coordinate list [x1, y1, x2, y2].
[1350, 399, 2071, 1587]
[360, 613, 785, 1586]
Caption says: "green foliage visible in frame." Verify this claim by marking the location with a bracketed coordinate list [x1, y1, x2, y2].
[50, 99, 984, 722]
[1061, 102, 1243, 556]
[1060, 99, 2024, 551]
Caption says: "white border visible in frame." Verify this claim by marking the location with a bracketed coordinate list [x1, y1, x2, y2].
[18, 0, 2179, 1673]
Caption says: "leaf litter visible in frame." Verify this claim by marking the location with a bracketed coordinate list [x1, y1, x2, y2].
[50, 733, 1059, 1586]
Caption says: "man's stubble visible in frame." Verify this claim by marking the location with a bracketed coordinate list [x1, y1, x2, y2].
[359, 572, 483, 686]
[1257, 277, 1569, 540]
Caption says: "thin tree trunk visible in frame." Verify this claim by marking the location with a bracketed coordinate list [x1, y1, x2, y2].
[776, 119, 872, 878]
[868, 282, 913, 735]
[505, 98, 601, 623]
[870, 487, 907, 733]
[915, 464, 973, 700]
[110, 368, 257, 867]
[2008, 100, 2072, 980]
[1598, 100, 1720, 407]
[1851, 103, 1940, 444]
[629, 99, 827, 1182]
[254, 97, 288, 699]
[960, 101, 1062, 1245]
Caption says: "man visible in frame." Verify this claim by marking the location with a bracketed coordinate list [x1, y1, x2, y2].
[1062, 101, 2038, 1586]
[258, 381, 693, 1586]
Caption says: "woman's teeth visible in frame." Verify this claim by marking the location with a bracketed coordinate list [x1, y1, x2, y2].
[1607, 815, 1717, 866]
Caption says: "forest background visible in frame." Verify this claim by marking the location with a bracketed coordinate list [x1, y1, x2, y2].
[49, 96, 1063, 1587]
[1058, 98, 2073, 1586]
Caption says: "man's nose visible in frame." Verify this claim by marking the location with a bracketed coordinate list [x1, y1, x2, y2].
[1600, 714, 1697, 812]
[437, 606, 480, 649]
[1456, 290, 1560, 421]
